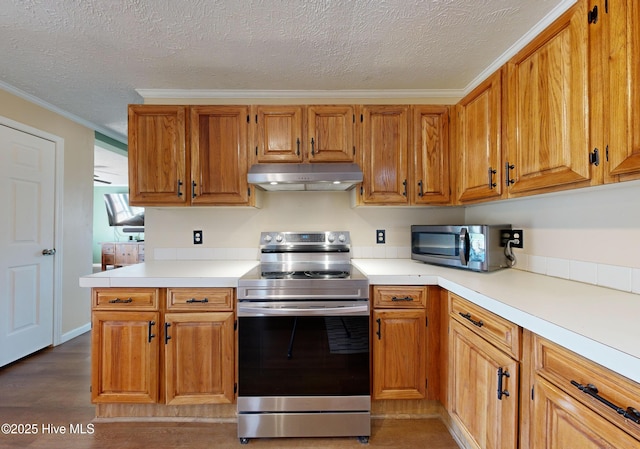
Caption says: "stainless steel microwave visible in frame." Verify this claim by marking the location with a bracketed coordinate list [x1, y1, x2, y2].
[411, 225, 512, 272]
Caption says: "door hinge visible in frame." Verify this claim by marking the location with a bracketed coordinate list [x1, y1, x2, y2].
[234, 319, 238, 331]
[589, 148, 600, 166]
[248, 187, 251, 197]
[426, 316, 428, 327]
[360, 185, 363, 196]
[353, 114, 355, 123]
[531, 385, 535, 401]
[353, 146, 356, 155]
[606, 145, 609, 162]
[360, 114, 363, 123]
[255, 114, 258, 124]
[234, 383, 238, 394]
[605, 0, 609, 14]
[255, 146, 258, 156]
[426, 378, 428, 390]
[246, 115, 249, 123]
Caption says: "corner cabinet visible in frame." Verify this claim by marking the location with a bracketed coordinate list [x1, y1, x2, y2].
[454, 70, 504, 204]
[504, 0, 593, 197]
[448, 293, 521, 449]
[128, 105, 256, 206]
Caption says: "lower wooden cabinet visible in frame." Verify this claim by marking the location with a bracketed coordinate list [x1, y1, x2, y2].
[448, 293, 520, 449]
[91, 287, 236, 406]
[372, 286, 428, 400]
[91, 310, 160, 403]
[164, 312, 235, 405]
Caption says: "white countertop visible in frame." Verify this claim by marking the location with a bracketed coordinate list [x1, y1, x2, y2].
[79, 258, 640, 383]
[79, 260, 259, 288]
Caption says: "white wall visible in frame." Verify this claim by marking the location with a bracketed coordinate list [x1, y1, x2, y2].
[145, 191, 465, 260]
[465, 180, 640, 293]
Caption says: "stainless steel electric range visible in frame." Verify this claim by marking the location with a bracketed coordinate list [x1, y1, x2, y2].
[236, 231, 370, 445]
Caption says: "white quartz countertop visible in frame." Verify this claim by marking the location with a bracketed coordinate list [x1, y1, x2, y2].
[79, 260, 259, 288]
[79, 258, 640, 383]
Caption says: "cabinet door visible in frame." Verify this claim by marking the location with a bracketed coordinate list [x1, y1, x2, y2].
[115, 243, 138, 266]
[455, 70, 504, 203]
[531, 376, 639, 449]
[505, 0, 592, 196]
[598, 0, 640, 181]
[372, 309, 426, 399]
[91, 311, 159, 403]
[360, 105, 410, 204]
[128, 105, 187, 205]
[255, 106, 304, 162]
[449, 320, 518, 449]
[412, 105, 450, 205]
[190, 106, 251, 205]
[307, 105, 355, 162]
[164, 312, 235, 405]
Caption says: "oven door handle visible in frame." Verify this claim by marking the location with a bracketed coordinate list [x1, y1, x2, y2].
[238, 304, 369, 317]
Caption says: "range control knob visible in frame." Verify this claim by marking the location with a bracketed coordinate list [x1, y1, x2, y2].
[275, 234, 284, 243]
[263, 234, 273, 243]
[327, 233, 335, 243]
[338, 234, 346, 243]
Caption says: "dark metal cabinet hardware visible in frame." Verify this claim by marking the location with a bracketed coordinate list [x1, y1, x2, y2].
[109, 297, 133, 304]
[148, 321, 156, 343]
[459, 312, 484, 328]
[186, 298, 209, 303]
[497, 367, 510, 400]
[571, 380, 640, 424]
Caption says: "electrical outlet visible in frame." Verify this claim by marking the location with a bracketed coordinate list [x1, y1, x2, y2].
[500, 229, 523, 248]
[193, 230, 203, 245]
[376, 229, 386, 244]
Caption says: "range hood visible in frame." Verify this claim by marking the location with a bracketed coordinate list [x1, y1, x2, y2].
[247, 163, 363, 191]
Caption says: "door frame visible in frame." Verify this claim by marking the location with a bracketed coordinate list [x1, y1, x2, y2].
[0, 115, 64, 346]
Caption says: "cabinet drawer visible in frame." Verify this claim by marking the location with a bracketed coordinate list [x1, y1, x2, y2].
[373, 285, 427, 308]
[92, 288, 159, 310]
[533, 334, 640, 440]
[166, 288, 234, 311]
[101, 243, 115, 254]
[449, 293, 520, 359]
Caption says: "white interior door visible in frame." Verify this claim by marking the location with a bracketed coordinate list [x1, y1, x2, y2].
[0, 124, 55, 367]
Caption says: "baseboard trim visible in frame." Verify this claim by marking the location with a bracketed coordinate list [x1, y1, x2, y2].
[60, 323, 91, 344]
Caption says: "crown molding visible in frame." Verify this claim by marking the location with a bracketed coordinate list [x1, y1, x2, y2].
[135, 88, 465, 100]
[463, 0, 578, 95]
[0, 79, 127, 144]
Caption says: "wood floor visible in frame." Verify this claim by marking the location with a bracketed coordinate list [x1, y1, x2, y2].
[0, 332, 460, 448]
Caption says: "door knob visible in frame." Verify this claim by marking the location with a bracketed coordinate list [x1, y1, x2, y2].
[42, 249, 56, 256]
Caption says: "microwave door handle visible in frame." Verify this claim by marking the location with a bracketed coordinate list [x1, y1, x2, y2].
[459, 228, 469, 266]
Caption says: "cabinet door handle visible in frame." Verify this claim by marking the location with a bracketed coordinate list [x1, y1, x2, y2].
[177, 180, 183, 197]
[164, 322, 171, 345]
[497, 367, 510, 400]
[391, 296, 414, 302]
[488, 167, 497, 189]
[310, 137, 315, 156]
[376, 318, 381, 340]
[191, 181, 197, 198]
[109, 297, 133, 304]
[505, 162, 515, 186]
[417, 181, 424, 197]
[186, 298, 209, 303]
[402, 179, 407, 197]
[459, 312, 484, 328]
[297, 138, 301, 156]
[571, 380, 640, 424]
[148, 321, 156, 343]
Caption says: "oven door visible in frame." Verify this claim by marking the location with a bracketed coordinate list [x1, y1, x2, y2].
[237, 301, 370, 403]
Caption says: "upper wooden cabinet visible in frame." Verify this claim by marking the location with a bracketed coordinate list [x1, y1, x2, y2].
[254, 105, 304, 162]
[504, 0, 593, 197]
[128, 105, 255, 206]
[190, 106, 251, 205]
[128, 105, 188, 206]
[359, 105, 449, 205]
[590, 0, 640, 182]
[360, 105, 410, 204]
[454, 70, 504, 204]
[307, 105, 356, 162]
[412, 106, 450, 205]
[253, 105, 356, 163]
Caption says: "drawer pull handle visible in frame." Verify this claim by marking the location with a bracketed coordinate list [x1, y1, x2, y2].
[109, 297, 133, 304]
[459, 312, 484, 328]
[571, 380, 640, 424]
[186, 298, 209, 303]
[391, 296, 414, 302]
[497, 367, 510, 400]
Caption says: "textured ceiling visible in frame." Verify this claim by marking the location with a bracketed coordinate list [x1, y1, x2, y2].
[1, 0, 573, 143]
